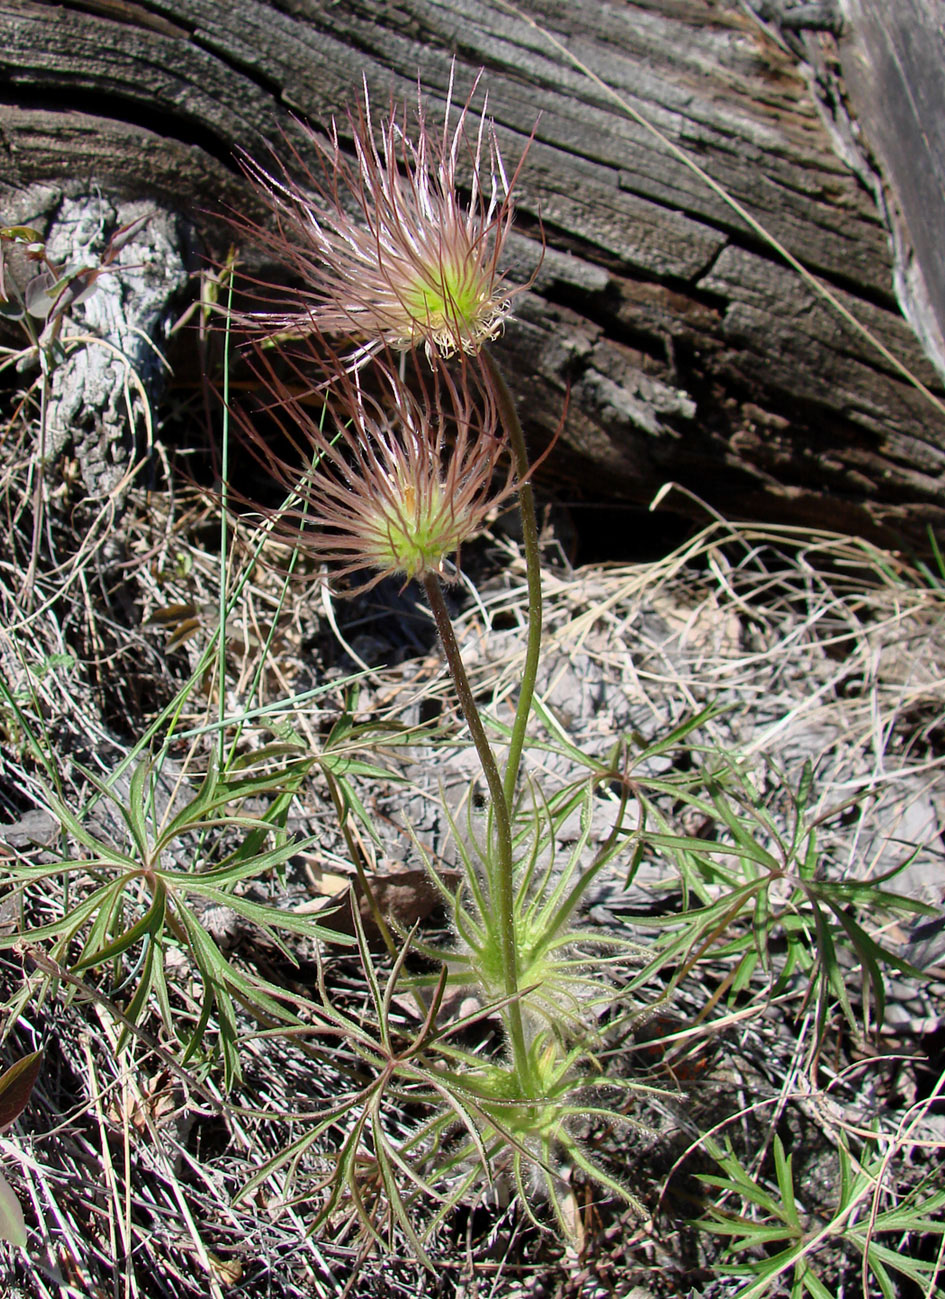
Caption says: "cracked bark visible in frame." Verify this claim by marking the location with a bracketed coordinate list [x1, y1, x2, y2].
[2, 0, 943, 549]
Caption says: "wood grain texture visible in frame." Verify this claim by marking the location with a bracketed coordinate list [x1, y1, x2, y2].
[2, 0, 943, 546]
[839, 0, 945, 380]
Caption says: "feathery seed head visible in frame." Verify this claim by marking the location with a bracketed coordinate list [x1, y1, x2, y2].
[240, 340, 518, 592]
[239, 67, 529, 366]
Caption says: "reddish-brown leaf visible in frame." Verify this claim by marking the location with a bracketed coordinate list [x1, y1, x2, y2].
[0, 1050, 43, 1132]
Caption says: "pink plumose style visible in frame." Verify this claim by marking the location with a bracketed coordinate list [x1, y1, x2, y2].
[239, 338, 519, 593]
[238, 67, 531, 369]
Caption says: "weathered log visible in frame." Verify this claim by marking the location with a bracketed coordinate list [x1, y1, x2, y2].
[2, 0, 944, 550]
[838, 0, 945, 386]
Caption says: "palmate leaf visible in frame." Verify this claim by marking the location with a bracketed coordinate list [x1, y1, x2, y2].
[226, 781, 300, 865]
[640, 828, 780, 873]
[182, 883, 348, 952]
[161, 830, 317, 888]
[798, 1269, 834, 1299]
[696, 1220, 797, 1247]
[697, 1122, 945, 1299]
[624, 879, 767, 989]
[870, 1184, 945, 1231]
[772, 1137, 801, 1229]
[323, 766, 386, 847]
[863, 1242, 945, 1298]
[176, 905, 306, 1027]
[705, 779, 782, 870]
[157, 755, 314, 846]
[808, 900, 857, 1032]
[55, 757, 153, 865]
[321, 753, 404, 784]
[117, 934, 164, 1051]
[44, 788, 138, 869]
[72, 879, 166, 972]
[0, 880, 125, 951]
[124, 757, 155, 862]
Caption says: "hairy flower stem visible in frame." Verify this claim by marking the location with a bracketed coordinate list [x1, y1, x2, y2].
[481, 348, 543, 805]
[422, 574, 529, 1074]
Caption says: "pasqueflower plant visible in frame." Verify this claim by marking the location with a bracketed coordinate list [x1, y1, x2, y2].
[235, 68, 640, 1249]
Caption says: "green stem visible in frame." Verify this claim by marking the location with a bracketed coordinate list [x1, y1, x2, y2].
[481, 347, 543, 805]
[217, 274, 234, 770]
[422, 574, 529, 1073]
